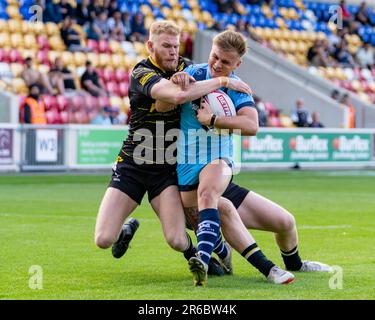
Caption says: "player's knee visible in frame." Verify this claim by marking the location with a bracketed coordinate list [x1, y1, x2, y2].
[95, 233, 114, 249]
[280, 213, 296, 232]
[165, 234, 188, 252]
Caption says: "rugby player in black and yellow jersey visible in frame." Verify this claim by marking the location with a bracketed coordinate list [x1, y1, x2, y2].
[94, 20, 252, 276]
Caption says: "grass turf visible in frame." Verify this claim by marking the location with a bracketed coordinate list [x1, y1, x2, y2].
[0, 170, 374, 300]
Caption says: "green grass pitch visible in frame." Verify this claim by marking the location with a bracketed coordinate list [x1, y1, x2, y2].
[0, 170, 374, 300]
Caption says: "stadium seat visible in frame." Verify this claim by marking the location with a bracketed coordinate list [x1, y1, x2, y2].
[115, 69, 129, 83]
[106, 81, 120, 96]
[57, 95, 69, 111]
[103, 67, 116, 82]
[42, 95, 58, 111]
[98, 95, 110, 108]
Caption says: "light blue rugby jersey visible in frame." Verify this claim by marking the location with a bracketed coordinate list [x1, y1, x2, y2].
[177, 63, 255, 166]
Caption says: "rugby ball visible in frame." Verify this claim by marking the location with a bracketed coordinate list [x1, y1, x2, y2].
[201, 90, 236, 117]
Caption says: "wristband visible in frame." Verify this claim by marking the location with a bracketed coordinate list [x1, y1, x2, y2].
[210, 114, 217, 126]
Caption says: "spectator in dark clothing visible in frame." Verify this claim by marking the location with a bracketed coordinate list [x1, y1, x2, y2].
[122, 12, 133, 40]
[309, 112, 324, 128]
[253, 95, 268, 127]
[355, 2, 374, 26]
[290, 98, 312, 127]
[43, 0, 62, 24]
[49, 57, 76, 92]
[60, 16, 89, 52]
[85, 21, 102, 41]
[130, 13, 147, 42]
[94, 10, 111, 40]
[333, 40, 357, 67]
[331, 89, 340, 101]
[81, 61, 107, 97]
[60, 0, 75, 20]
[76, 0, 92, 25]
[88, 0, 104, 21]
[107, 0, 119, 18]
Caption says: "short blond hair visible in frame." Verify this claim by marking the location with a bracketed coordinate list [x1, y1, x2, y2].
[213, 30, 248, 57]
[149, 20, 181, 42]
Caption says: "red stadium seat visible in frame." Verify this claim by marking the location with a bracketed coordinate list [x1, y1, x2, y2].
[87, 39, 99, 52]
[84, 94, 99, 111]
[119, 82, 129, 97]
[60, 110, 69, 123]
[9, 49, 23, 63]
[37, 36, 51, 50]
[115, 69, 129, 83]
[56, 95, 68, 111]
[98, 95, 110, 108]
[98, 40, 111, 54]
[70, 95, 85, 111]
[106, 81, 120, 96]
[0, 49, 10, 63]
[37, 50, 50, 65]
[42, 95, 58, 111]
[45, 109, 62, 124]
[103, 68, 116, 82]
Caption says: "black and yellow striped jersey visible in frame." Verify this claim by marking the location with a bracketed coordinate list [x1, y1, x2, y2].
[119, 55, 192, 168]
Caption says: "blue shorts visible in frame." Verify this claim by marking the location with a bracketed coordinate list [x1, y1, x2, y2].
[177, 158, 234, 191]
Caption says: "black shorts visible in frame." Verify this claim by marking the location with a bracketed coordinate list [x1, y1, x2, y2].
[222, 182, 250, 209]
[108, 161, 177, 205]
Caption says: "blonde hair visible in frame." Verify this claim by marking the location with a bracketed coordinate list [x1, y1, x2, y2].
[149, 20, 181, 42]
[213, 30, 248, 57]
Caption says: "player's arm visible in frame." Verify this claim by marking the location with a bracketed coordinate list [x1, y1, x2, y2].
[151, 75, 252, 110]
[197, 103, 259, 136]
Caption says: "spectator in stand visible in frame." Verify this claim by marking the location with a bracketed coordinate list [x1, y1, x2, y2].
[76, 0, 92, 25]
[88, 0, 103, 21]
[253, 95, 268, 127]
[60, 0, 75, 20]
[340, 93, 356, 128]
[21, 57, 56, 95]
[91, 106, 112, 125]
[331, 89, 340, 101]
[356, 42, 374, 68]
[130, 13, 147, 42]
[107, 0, 119, 18]
[290, 98, 312, 127]
[49, 57, 81, 96]
[333, 40, 357, 67]
[122, 12, 133, 41]
[355, 2, 374, 26]
[307, 40, 331, 67]
[236, 19, 249, 38]
[340, 0, 354, 28]
[110, 106, 127, 125]
[94, 10, 111, 40]
[85, 21, 102, 41]
[108, 10, 126, 42]
[43, 0, 63, 24]
[20, 84, 47, 124]
[60, 16, 89, 52]
[81, 61, 107, 97]
[214, 0, 246, 15]
[309, 112, 324, 128]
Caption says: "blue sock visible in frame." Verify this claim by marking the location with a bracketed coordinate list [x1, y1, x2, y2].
[213, 232, 229, 260]
[196, 208, 220, 265]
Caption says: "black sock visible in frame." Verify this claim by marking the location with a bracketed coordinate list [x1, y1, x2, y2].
[242, 243, 275, 277]
[281, 246, 303, 271]
[183, 233, 197, 261]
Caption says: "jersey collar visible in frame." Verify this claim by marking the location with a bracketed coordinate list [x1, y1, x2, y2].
[148, 55, 166, 73]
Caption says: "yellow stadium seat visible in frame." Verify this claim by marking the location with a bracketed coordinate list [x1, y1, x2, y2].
[12, 78, 28, 95]
[21, 20, 32, 34]
[0, 32, 11, 48]
[176, 19, 187, 31]
[140, 4, 152, 16]
[74, 51, 87, 67]
[10, 63, 24, 78]
[8, 19, 22, 33]
[272, 28, 282, 40]
[123, 56, 138, 70]
[48, 50, 61, 63]
[30, 21, 45, 35]
[109, 40, 122, 54]
[20, 49, 35, 60]
[37, 64, 50, 74]
[144, 16, 155, 29]
[191, 9, 202, 22]
[351, 79, 363, 92]
[46, 22, 60, 36]
[99, 53, 111, 68]
[111, 53, 125, 69]
[10, 33, 24, 49]
[202, 11, 212, 23]
[149, 0, 161, 7]
[280, 29, 292, 40]
[0, 19, 8, 33]
[86, 52, 99, 67]
[262, 28, 272, 40]
[172, 8, 181, 19]
[61, 51, 74, 66]
[7, 6, 21, 20]
[23, 34, 37, 50]
[49, 36, 66, 51]
[187, 21, 198, 33]
[288, 40, 297, 52]
[110, 96, 123, 108]
[133, 42, 145, 55]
